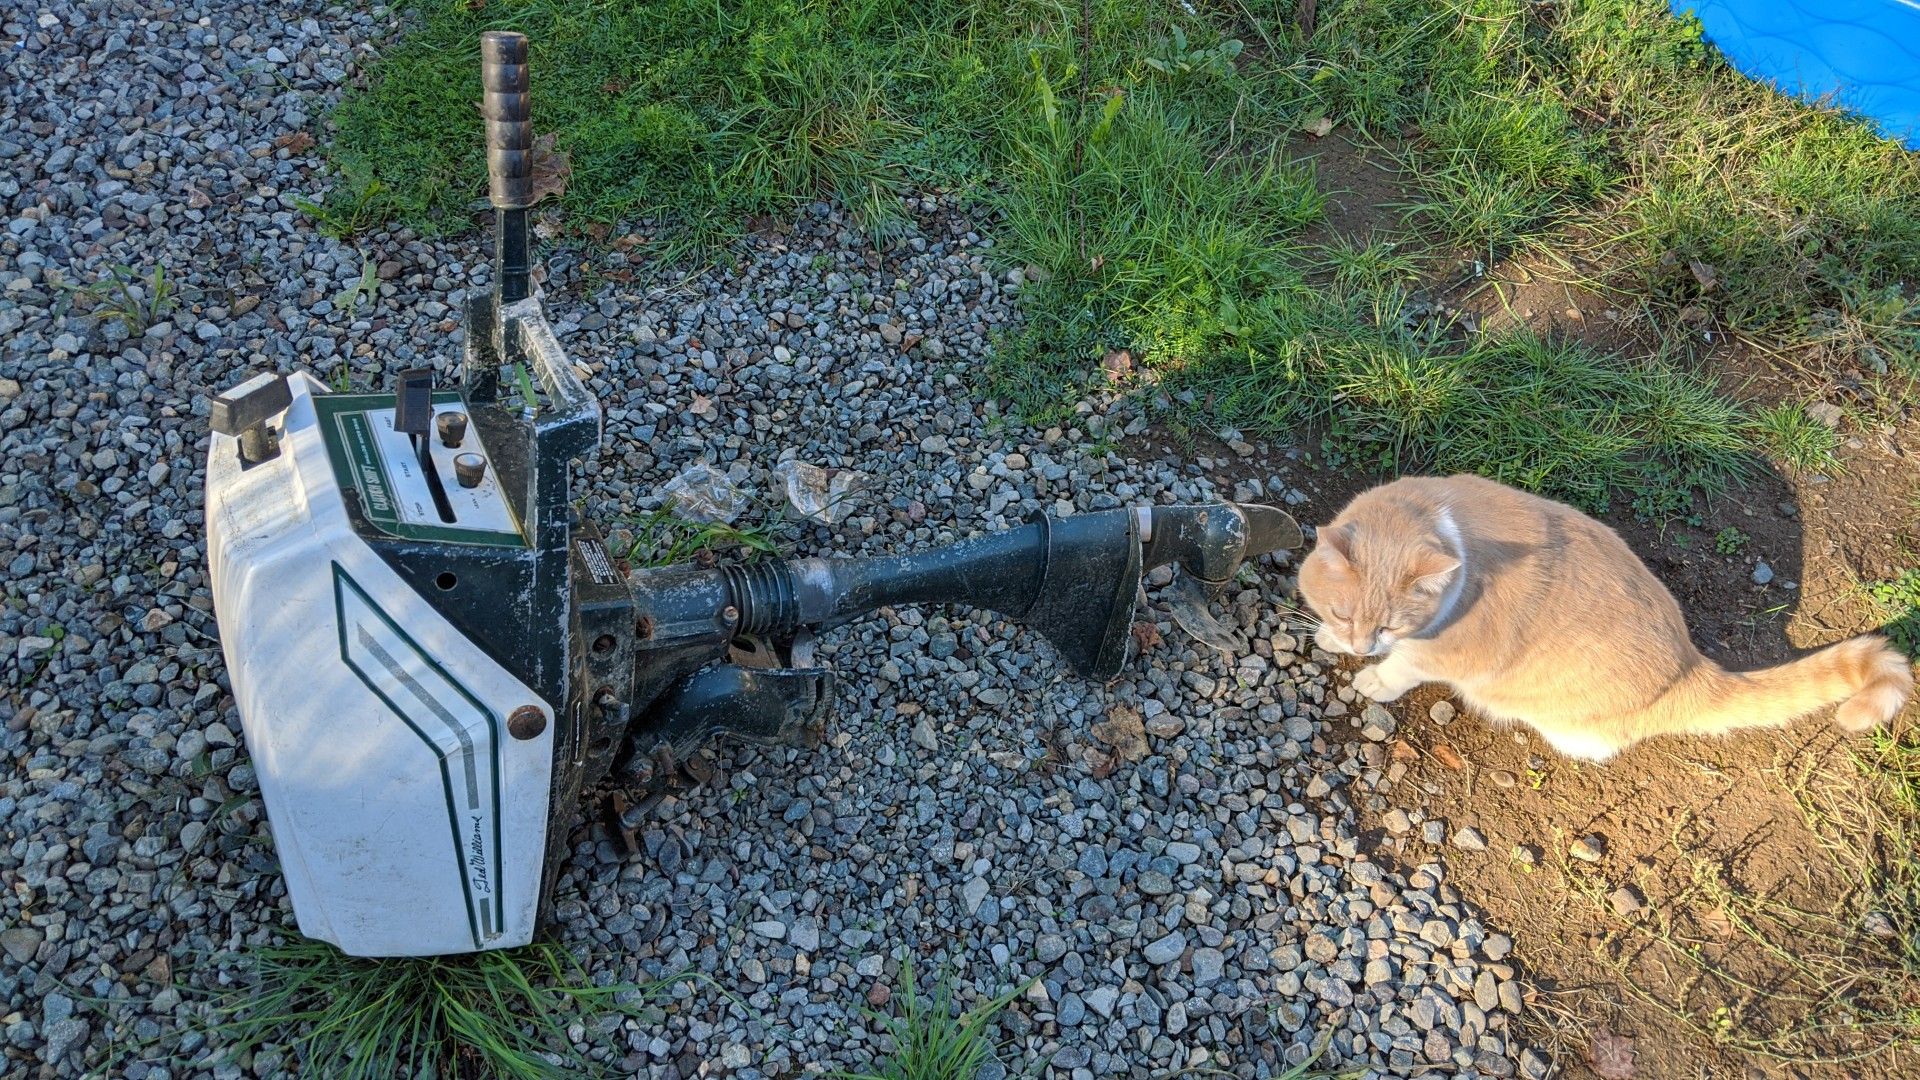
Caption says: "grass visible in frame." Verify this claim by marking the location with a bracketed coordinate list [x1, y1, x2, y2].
[830, 960, 1027, 1080]
[1751, 402, 1844, 474]
[328, 1, 1917, 514]
[617, 504, 787, 567]
[324, 0, 1014, 246]
[208, 938, 665, 1079]
[1869, 571, 1920, 658]
[61, 262, 180, 335]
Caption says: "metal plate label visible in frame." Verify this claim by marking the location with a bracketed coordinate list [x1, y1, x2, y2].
[315, 392, 526, 548]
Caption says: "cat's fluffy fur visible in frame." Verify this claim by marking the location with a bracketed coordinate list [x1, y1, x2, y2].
[1296, 474, 1912, 762]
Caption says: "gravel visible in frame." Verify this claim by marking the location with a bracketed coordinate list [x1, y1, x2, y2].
[0, 4, 1539, 1076]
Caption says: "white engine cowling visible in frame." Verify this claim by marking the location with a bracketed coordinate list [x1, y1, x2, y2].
[205, 372, 556, 956]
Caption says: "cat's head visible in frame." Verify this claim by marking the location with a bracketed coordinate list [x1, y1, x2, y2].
[1297, 521, 1460, 656]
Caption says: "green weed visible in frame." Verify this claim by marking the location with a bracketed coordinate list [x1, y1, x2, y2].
[1400, 86, 1612, 259]
[208, 938, 666, 1080]
[1868, 571, 1920, 658]
[333, 254, 379, 318]
[1751, 403, 1843, 473]
[1543, 3, 1920, 356]
[294, 180, 391, 240]
[977, 3, 1754, 508]
[327, 0, 1916, 506]
[1192, 290, 1750, 511]
[830, 959, 1028, 1080]
[512, 361, 543, 416]
[70, 263, 178, 336]
[327, 365, 357, 393]
[619, 506, 785, 568]
[1316, 239, 1422, 294]
[11, 623, 64, 689]
[1142, 24, 1244, 82]
[323, 0, 1021, 241]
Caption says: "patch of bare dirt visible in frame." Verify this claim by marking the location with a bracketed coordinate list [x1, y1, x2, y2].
[1443, 245, 1661, 354]
[1289, 132, 1412, 246]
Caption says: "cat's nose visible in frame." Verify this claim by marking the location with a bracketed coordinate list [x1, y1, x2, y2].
[1356, 631, 1380, 655]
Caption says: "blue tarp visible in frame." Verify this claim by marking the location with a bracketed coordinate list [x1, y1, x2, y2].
[1679, 1, 1920, 149]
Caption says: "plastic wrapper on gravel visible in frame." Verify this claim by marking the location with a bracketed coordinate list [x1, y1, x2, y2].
[773, 459, 867, 525]
[658, 463, 747, 524]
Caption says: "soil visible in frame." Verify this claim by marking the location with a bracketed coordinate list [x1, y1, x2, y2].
[1290, 132, 1410, 247]
[1126, 133, 1920, 1077]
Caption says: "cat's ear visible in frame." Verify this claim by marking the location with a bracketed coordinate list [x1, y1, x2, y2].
[1406, 547, 1460, 596]
[1317, 524, 1356, 567]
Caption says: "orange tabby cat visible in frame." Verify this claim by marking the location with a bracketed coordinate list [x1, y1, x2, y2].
[1295, 474, 1911, 762]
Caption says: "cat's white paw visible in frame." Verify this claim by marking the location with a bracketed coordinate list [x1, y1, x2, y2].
[1352, 665, 1409, 702]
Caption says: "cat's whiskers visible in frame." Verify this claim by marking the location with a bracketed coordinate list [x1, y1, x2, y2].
[1271, 602, 1324, 634]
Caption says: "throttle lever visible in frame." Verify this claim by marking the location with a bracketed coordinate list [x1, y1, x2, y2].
[481, 30, 532, 304]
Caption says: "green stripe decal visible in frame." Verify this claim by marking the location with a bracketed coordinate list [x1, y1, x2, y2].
[355, 626, 482, 804]
[332, 562, 506, 948]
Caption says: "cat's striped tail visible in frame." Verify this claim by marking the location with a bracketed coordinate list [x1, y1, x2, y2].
[1683, 634, 1912, 735]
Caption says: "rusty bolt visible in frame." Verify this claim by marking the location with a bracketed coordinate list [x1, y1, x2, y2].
[628, 759, 655, 786]
[508, 704, 547, 740]
[721, 605, 739, 625]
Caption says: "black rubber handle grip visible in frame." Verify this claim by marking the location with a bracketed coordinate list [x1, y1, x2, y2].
[481, 30, 532, 209]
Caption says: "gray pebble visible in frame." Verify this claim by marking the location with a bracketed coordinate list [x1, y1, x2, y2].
[1137, 869, 1175, 896]
[1191, 947, 1225, 985]
[1143, 932, 1186, 965]
[1360, 703, 1396, 740]
[0, 928, 42, 964]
